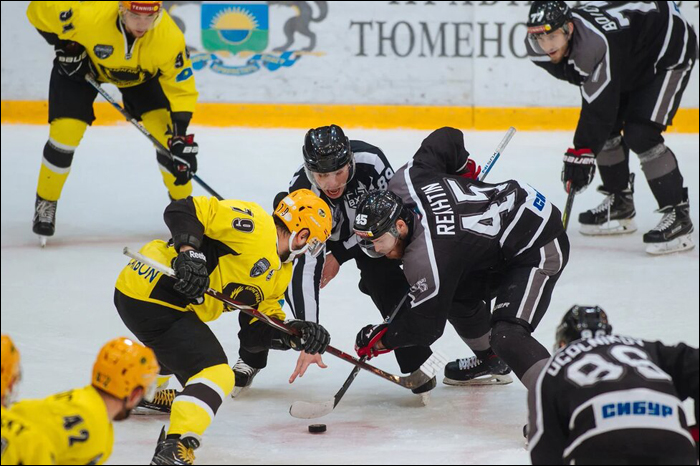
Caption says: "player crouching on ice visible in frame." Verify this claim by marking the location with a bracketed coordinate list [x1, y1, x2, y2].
[1, 334, 159, 465]
[528, 305, 698, 464]
[525, 1, 697, 254]
[113, 190, 332, 465]
[352, 127, 570, 396]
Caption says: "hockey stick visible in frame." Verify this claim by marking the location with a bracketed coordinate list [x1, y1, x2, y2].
[478, 127, 516, 182]
[86, 74, 224, 201]
[289, 292, 414, 419]
[562, 188, 576, 231]
[123, 248, 442, 389]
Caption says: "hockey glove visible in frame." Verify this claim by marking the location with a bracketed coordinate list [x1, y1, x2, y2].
[281, 320, 331, 355]
[355, 324, 391, 359]
[562, 148, 596, 194]
[172, 249, 209, 301]
[161, 135, 199, 186]
[55, 40, 94, 80]
[459, 158, 481, 180]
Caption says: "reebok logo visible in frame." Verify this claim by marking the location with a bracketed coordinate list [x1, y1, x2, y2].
[188, 251, 206, 261]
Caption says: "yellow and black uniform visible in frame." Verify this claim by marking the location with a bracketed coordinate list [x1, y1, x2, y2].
[114, 196, 292, 438]
[1, 386, 113, 465]
[27, 1, 198, 201]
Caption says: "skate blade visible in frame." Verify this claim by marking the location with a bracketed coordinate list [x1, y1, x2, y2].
[646, 234, 695, 256]
[580, 219, 637, 236]
[132, 406, 170, 416]
[442, 373, 513, 386]
[230, 385, 250, 399]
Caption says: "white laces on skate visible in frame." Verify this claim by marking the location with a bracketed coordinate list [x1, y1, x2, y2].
[457, 357, 481, 371]
[233, 358, 258, 376]
[651, 210, 677, 233]
[35, 199, 57, 223]
[590, 193, 615, 216]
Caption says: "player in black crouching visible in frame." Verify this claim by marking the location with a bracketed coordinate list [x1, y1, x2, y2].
[352, 127, 570, 393]
[528, 305, 699, 464]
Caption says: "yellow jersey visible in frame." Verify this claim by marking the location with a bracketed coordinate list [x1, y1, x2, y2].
[26, 1, 197, 114]
[116, 197, 292, 323]
[1, 405, 55, 465]
[2, 386, 113, 465]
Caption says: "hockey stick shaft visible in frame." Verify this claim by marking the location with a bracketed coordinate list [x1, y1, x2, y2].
[123, 248, 428, 388]
[331, 293, 409, 406]
[562, 188, 576, 231]
[86, 74, 224, 201]
[478, 127, 516, 182]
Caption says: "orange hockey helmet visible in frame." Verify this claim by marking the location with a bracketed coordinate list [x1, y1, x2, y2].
[92, 337, 159, 402]
[1, 334, 21, 405]
[274, 189, 332, 260]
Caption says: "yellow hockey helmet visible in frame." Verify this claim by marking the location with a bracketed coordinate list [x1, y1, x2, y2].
[274, 189, 332, 260]
[92, 337, 159, 401]
[1, 334, 21, 404]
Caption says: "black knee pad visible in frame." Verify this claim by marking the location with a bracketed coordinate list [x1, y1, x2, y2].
[623, 121, 665, 155]
[490, 320, 530, 357]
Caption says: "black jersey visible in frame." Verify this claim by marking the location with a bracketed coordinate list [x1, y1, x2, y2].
[526, 1, 698, 154]
[383, 127, 564, 349]
[528, 335, 699, 464]
[287, 140, 395, 322]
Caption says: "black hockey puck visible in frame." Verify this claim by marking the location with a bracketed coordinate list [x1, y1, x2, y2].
[308, 424, 327, 434]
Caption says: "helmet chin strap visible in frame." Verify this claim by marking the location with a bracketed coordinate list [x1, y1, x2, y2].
[284, 231, 310, 264]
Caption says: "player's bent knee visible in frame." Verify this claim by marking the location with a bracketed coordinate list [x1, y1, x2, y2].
[490, 320, 530, 357]
[622, 121, 664, 155]
[49, 118, 89, 149]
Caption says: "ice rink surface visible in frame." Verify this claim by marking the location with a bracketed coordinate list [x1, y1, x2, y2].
[2, 124, 698, 464]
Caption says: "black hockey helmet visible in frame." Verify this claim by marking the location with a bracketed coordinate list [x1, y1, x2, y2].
[353, 190, 408, 258]
[527, 1, 573, 35]
[555, 305, 613, 348]
[303, 124, 354, 170]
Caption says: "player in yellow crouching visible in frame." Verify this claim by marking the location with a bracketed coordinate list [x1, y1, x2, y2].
[27, 1, 199, 243]
[1, 335, 159, 465]
[114, 190, 333, 464]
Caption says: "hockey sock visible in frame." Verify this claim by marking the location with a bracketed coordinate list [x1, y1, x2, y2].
[37, 118, 87, 201]
[168, 364, 234, 437]
[639, 144, 685, 208]
[597, 136, 630, 193]
[491, 321, 550, 390]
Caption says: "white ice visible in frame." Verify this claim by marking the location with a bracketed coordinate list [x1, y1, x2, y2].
[2, 125, 698, 465]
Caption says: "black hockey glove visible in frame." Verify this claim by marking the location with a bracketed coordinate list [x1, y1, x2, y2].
[281, 320, 330, 355]
[172, 249, 209, 301]
[355, 323, 391, 359]
[562, 147, 596, 194]
[55, 40, 94, 80]
[161, 135, 199, 186]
